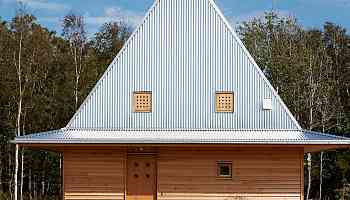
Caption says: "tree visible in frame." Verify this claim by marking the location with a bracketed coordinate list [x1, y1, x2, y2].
[92, 21, 131, 69]
[81, 21, 131, 96]
[0, 8, 349, 200]
[62, 12, 87, 110]
[238, 12, 350, 199]
[0, 17, 12, 199]
[10, 6, 36, 200]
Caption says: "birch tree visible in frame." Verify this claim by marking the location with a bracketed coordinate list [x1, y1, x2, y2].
[1, 8, 350, 200]
[302, 29, 331, 199]
[238, 13, 350, 199]
[10, 7, 35, 200]
[62, 13, 87, 110]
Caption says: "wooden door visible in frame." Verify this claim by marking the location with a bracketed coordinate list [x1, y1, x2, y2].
[127, 155, 156, 200]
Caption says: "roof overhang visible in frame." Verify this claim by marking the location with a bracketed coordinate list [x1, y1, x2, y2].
[12, 129, 350, 153]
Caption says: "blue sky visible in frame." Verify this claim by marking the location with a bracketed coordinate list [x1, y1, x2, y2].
[0, 0, 349, 37]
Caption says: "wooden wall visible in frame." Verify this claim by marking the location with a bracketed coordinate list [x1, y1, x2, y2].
[63, 149, 125, 200]
[157, 147, 304, 200]
[62, 147, 304, 200]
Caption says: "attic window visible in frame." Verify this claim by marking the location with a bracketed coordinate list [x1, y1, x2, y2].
[216, 92, 234, 112]
[133, 91, 152, 112]
[217, 161, 232, 178]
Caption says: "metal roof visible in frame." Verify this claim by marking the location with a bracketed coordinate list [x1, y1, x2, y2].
[14, 129, 350, 145]
[65, 0, 301, 130]
[13, 0, 350, 146]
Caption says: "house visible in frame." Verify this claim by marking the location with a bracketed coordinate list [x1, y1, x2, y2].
[14, 0, 350, 199]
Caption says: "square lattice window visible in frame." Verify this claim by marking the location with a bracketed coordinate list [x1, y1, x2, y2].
[216, 92, 234, 112]
[133, 91, 152, 113]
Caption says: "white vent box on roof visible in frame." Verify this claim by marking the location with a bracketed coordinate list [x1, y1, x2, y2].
[263, 98, 273, 110]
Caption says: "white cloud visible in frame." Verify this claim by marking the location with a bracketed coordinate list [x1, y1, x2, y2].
[84, 6, 143, 28]
[16, 0, 69, 12]
[104, 6, 143, 26]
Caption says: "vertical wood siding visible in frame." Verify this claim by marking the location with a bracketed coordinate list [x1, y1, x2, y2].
[67, 0, 300, 130]
[157, 147, 303, 200]
[63, 150, 125, 200]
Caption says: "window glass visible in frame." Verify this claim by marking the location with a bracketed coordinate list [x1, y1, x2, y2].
[217, 162, 232, 178]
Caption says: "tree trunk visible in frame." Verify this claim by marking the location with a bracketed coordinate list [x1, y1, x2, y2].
[20, 112, 26, 200]
[16, 32, 22, 139]
[74, 47, 78, 110]
[307, 153, 312, 200]
[319, 125, 325, 200]
[41, 170, 45, 198]
[45, 180, 50, 199]
[29, 168, 32, 200]
[319, 151, 323, 200]
[20, 149, 24, 200]
[15, 31, 23, 200]
[33, 178, 36, 200]
[306, 55, 314, 200]
[41, 153, 47, 199]
[59, 154, 62, 199]
[8, 146, 12, 200]
[0, 159, 3, 194]
[14, 144, 19, 200]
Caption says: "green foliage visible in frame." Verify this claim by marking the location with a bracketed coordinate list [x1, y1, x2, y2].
[0, 8, 349, 200]
[239, 12, 350, 199]
[0, 10, 131, 200]
[91, 21, 131, 69]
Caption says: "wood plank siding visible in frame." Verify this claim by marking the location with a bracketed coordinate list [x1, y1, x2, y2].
[157, 147, 303, 200]
[63, 150, 125, 200]
[63, 147, 303, 200]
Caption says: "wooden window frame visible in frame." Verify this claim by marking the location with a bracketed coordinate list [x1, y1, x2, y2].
[216, 91, 234, 113]
[133, 91, 152, 113]
[216, 161, 232, 179]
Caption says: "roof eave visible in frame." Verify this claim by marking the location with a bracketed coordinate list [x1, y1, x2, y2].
[13, 139, 350, 145]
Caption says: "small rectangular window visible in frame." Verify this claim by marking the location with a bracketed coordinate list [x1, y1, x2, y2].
[133, 91, 152, 112]
[216, 92, 234, 112]
[217, 161, 232, 178]
[263, 98, 273, 110]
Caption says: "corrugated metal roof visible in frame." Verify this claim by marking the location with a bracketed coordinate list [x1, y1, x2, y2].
[13, 0, 350, 146]
[14, 129, 350, 144]
[65, 0, 301, 130]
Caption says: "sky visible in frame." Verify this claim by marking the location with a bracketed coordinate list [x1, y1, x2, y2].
[0, 0, 349, 37]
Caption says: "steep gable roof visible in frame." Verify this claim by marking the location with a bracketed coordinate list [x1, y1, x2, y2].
[66, 0, 301, 130]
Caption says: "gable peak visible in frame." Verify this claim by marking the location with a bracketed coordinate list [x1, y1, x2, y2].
[66, 0, 301, 130]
